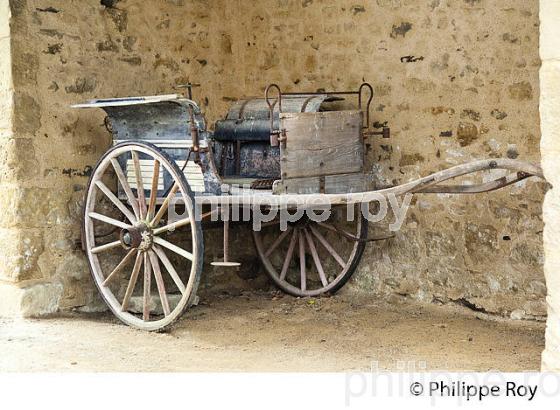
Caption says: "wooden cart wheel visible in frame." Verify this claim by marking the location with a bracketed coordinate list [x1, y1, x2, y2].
[83, 141, 203, 331]
[252, 206, 368, 297]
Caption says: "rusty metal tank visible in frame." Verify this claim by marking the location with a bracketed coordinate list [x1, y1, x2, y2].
[212, 95, 334, 180]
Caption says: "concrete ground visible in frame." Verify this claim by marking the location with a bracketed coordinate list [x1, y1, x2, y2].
[0, 291, 545, 372]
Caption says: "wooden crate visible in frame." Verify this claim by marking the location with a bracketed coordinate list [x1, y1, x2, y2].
[276, 110, 365, 194]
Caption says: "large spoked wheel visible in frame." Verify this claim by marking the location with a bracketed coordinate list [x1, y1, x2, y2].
[252, 206, 368, 297]
[83, 141, 203, 331]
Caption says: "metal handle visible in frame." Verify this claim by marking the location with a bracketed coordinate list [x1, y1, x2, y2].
[358, 82, 373, 130]
[176, 82, 200, 99]
[265, 83, 282, 146]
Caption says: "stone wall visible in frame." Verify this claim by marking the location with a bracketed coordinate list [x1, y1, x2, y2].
[0, 0, 547, 319]
[0, 0, 233, 314]
[218, 0, 546, 319]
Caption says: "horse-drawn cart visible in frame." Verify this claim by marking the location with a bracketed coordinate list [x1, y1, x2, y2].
[73, 83, 544, 331]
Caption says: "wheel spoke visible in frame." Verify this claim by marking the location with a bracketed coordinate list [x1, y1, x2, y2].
[153, 245, 186, 294]
[265, 226, 292, 258]
[317, 221, 358, 242]
[309, 225, 346, 268]
[151, 183, 179, 226]
[152, 209, 215, 235]
[91, 240, 121, 254]
[147, 160, 160, 221]
[95, 180, 137, 223]
[153, 237, 193, 260]
[298, 230, 306, 291]
[143, 252, 152, 321]
[121, 251, 143, 311]
[152, 217, 192, 235]
[280, 229, 298, 281]
[111, 158, 140, 219]
[131, 151, 148, 219]
[148, 250, 171, 316]
[88, 212, 131, 230]
[102, 248, 136, 286]
[304, 229, 328, 286]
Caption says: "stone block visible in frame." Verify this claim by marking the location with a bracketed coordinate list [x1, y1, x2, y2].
[13, 92, 41, 137]
[0, 280, 62, 317]
[0, 227, 44, 282]
[0, 185, 51, 229]
[0, 137, 39, 182]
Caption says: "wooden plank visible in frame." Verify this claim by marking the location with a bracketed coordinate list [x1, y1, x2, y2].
[279, 110, 363, 179]
[272, 172, 368, 195]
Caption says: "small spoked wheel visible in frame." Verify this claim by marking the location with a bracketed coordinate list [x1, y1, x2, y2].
[252, 206, 367, 297]
[83, 141, 203, 331]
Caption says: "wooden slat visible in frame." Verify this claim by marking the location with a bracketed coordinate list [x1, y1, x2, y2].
[272, 172, 367, 195]
[279, 110, 363, 179]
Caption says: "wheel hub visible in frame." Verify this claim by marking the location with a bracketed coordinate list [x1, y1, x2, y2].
[120, 223, 153, 251]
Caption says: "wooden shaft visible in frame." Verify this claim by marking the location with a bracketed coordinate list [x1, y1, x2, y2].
[280, 230, 298, 281]
[195, 159, 545, 206]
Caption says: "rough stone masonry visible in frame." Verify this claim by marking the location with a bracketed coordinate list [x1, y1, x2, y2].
[0, 0, 548, 320]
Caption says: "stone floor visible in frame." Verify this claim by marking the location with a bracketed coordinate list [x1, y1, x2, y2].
[0, 291, 545, 372]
